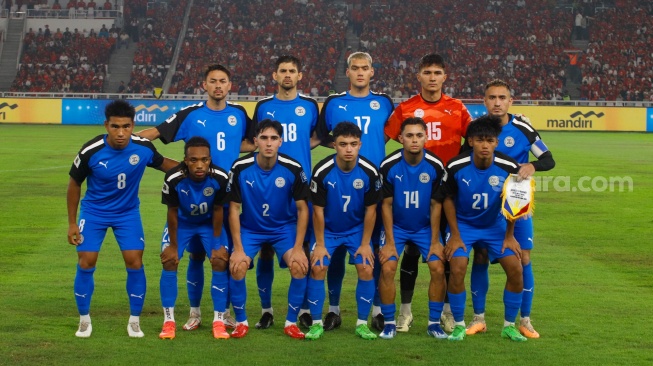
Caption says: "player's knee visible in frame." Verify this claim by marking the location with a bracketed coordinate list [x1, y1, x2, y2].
[210, 257, 227, 272]
[381, 261, 397, 279]
[521, 250, 531, 266]
[231, 262, 248, 280]
[122, 251, 143, 269]
[77, 254, 97, 269]
[428, 260, 445, 277]
[310, 265, 327, 280]
[356, 264, 373, 281]
[449, 260, 467, 281]
[289, 262, 306, 279]
[162, 261, 178, 271]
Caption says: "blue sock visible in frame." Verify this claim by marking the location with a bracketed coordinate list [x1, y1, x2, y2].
[187, 257, 205, 307]
[126, 266, 146, 316]
[504, 288, 522, 324]
[74, 265, 95, 315]
[470, 263, 489, 314]
[448, 291, 466, 322]
[356, 278, 375, 321]
[429, 301, 444, 323]
[211, 270, 228, 312]
[287, 277, 307, 322]
[159, 269, 177, 308]
[307, 277, 325, 321]
[256, 257, 274, 309]
[327, 246, 346, 306]
[381, 303, 395, 322]
[521, 262, 534, 317]
[372, 256, 382, 307]
[229, 277, 247, 322]
[301, 275, 310, 310]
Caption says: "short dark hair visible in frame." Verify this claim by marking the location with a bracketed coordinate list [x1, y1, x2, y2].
[105, 99, 135, 121]
[466, 115, 503, 139]
[485, 79, 511, 96]
[184, 136, 211, 157]
[275, 55, 302, 72]
[255, 119, 283, 137]
[418, 53, 446, 71]
[332, 121, 362, 140]
[204, 64, 231, 80]
[400, 117, 427, 133]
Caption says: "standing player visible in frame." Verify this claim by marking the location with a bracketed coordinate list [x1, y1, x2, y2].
[137, 64, 255, 331]
[227, 120, 310, 339]
[159, 137, 231, 340]
[377, 117, 447, 339]
[465, 79, 555, 339]
[437, 115, 526, 342]
[252, 55, 320, 329]
[315, 51, 394, 331]
[67, 100, 176, 338]
[305, 122, 383, 341]
[384, 53, 472, 333]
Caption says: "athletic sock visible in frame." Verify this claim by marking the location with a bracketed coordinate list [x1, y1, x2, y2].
[428, 301, 444, 323]
[126, 266, 146, 316]
[327, 246, 346, 306]
[521, 262, 534, 317]
[470, 263, 489, 314]
[355, 278, 375, 322]
[504, 288, 523, 324]
[287, 277, 307, 322]
[447, 291, 466, 323]
[381, 303, 396, 322]
[307, 277, 325, 321]
[74, 265, 95, 316]
[256, 257, 274, 309]
[159, 269, 177, 308]
[211, 270, 228, 313]
[187, 257, 205, 307]
[229, 277, 247, 322]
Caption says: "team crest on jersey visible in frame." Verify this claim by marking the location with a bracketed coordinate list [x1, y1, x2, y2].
[295, 106, 306, 116]
[414, 109, 425, 118]
[300, 171, 308, 183]
[504, 136, 515, 147]
[419, 173, 430, 183]
[275, 177, 286, 188]
[203, 187, 214, 196]
[370, 100, 380, 110]
[129, 154, 140, 165]
[353, 179, 364, 189]
[74, 155, 81, 168]
[162, 182, 169, 194]
[310, 180, 318, 193]
[78, 234, 84, 244]
[488, 175, 500, 187]
[228, 115, 237, 126]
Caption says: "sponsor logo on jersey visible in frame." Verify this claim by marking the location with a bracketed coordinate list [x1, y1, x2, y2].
[203, 187, 214, 196]
[370, 100, 380, 110]
[338, 105, 347, 111]
[488, 175, 500, 186]
[414, 108, 425, 118]
[419, 173, 430, 183]
[310, 180, 318, 193]
[162, 182, 169, 194]
[267, 111, 276, 118]
[98, 161, 109, 169]
[504, 136, 515, 147]
[228, 115, 237, 126]
[74, 155, 81, 168]
[275, 177, 286, 188]
[353, 179, 364, 189]
[295, 106, 306, 116]
[129, 154, 140, 165]
[197, 119, 207, 127]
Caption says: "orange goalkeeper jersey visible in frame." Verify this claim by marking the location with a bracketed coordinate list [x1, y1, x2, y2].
[385, 93, 472, 164]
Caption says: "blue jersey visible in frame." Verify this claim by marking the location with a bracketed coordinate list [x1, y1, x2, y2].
[310, 155, 382, 236]
[253, 94, 319, 175]
[380, 149, 445, 232]
[156, 101, 254, 170]
[438, 151, 519, 228]
[161, 163, 229, 225]
[317, 91, 394, 167]
[69, 135, 164, 216]
[497, 114, 550, 164]
[227, 153, 309, 233]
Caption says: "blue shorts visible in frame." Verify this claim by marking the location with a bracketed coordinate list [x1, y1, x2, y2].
[241, 225, 297, 268]
[160, 221, 226, 258]
[514, 216, 534, 250]
[77, 210, 145, 252]
[446, 220, 516, 263]
[380, 226, 441, 263]
[312, 230, 369, 266]
[161, 206, 231, 256]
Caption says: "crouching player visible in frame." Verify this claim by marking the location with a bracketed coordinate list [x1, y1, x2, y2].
[227, 120, 310, 339]
[377, 117, 447, 339]
[159, 137, 230, 339]
[438, 115, 527, 341]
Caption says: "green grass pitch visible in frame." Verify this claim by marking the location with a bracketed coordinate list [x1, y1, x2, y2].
[0, 125, 651, 365]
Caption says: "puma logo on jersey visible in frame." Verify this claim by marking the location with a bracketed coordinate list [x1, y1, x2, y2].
[338, 105, 347, 111]
[462, 178, 471, 186]
[267, 111, 276, 118]
[395, 175, 403, 182]
[246, 180, 255, 187]
[98, 161, 108, 169]
[197, 119, 206, 127]
[327, 181, 336, 188]
[181, 189, 189, 195]
[444, 109, 452, 115]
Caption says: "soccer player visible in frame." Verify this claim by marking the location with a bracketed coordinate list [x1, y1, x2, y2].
[67, 100, 176, 338]
[315, 51, 394, 331]
[252, 55, 320, 329]
[227, 120, 310, 339]
[159, 137, 231, 340]
[384, 53, 472, 333]
[465, 79, 555, 339]
[305, 122, 383, 340]
[377, 117, 447, 339]
[437, 115, 526, 342]
[137, 64, 255, 331]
